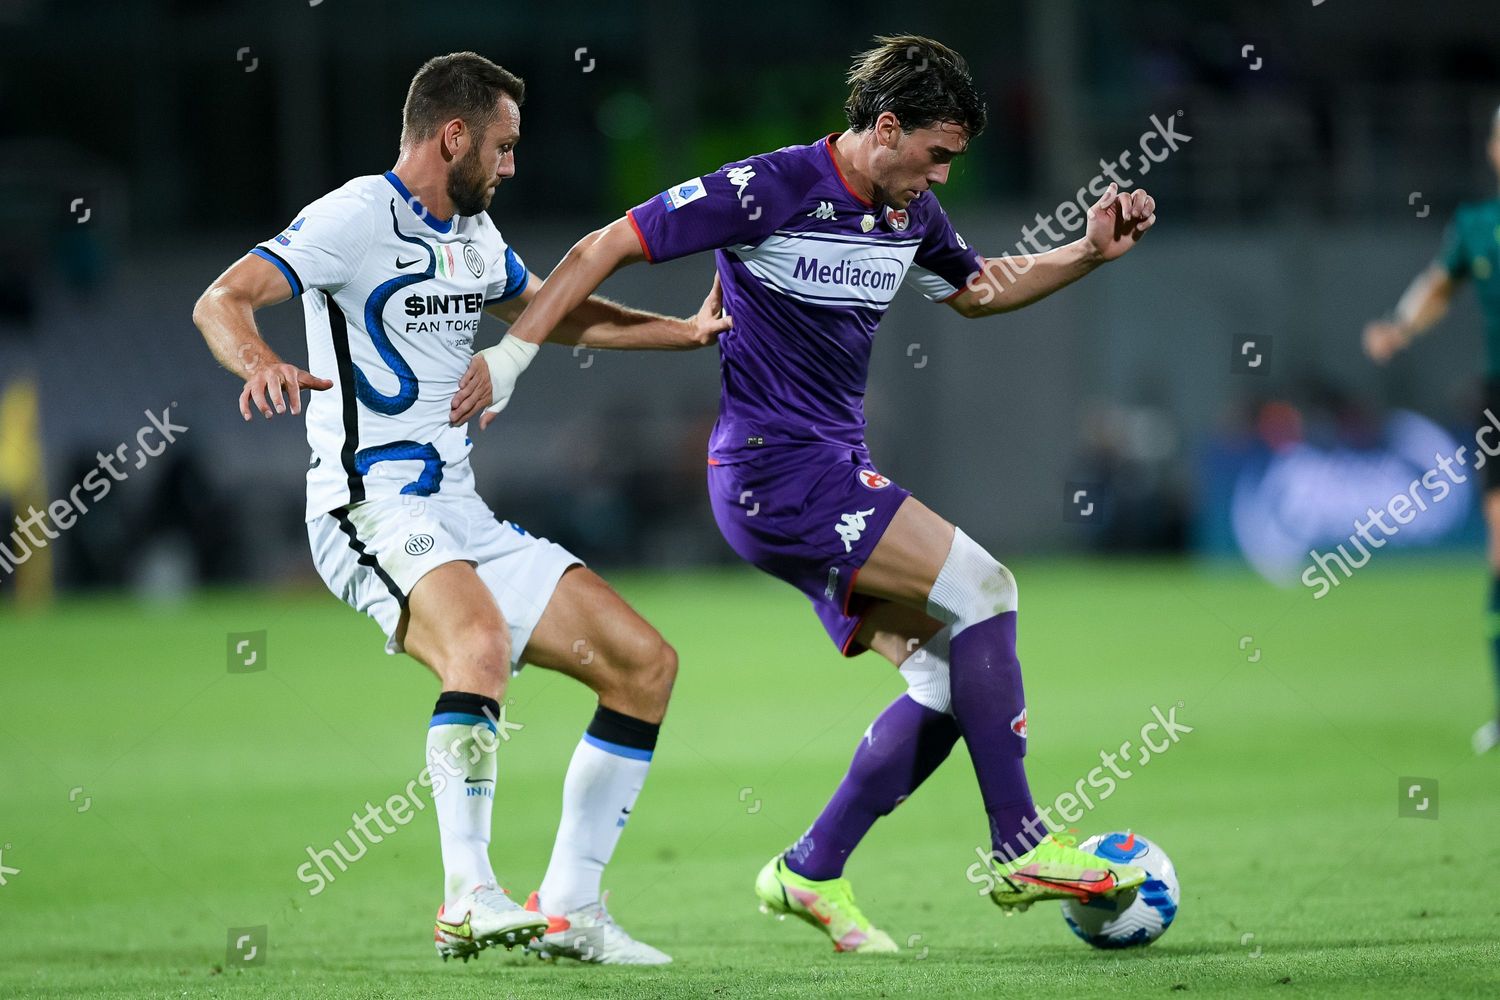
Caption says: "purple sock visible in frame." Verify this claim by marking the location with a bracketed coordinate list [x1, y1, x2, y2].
[784, 694, 960, 881]
[948, 611, 1042, 857]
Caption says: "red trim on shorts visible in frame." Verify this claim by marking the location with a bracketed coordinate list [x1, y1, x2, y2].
[841, 566, 861, 617]
[625, 209, 654, 262]
[840, 596, 873, 658]
[707, 456, 721, 466]
[823, 135, 873, 207]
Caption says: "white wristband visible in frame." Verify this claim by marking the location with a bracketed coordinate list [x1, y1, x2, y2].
[478, 336, 539, 415]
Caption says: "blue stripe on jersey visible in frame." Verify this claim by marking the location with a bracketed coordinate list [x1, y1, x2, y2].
[583, 733, 655, 761]
[383, 170, 453, 234]
[251, 246, 304, 296]
[430, 711, 497, 732]
[351, 203, 429, 415]
[354, 440, 444, 497]
[497, 246, 528, 301]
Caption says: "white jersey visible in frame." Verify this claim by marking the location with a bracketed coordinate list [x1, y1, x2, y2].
[253, 172, 529, 519]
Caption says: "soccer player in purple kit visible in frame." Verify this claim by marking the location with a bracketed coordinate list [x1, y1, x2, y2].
[466, 35, 1159, 952]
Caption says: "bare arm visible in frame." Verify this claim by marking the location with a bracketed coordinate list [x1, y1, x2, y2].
[945, 184, 1156, 319]
[502, 218, 648, 345]
[1363, 264, 1458, 364]
[450, 217, 693, 429]
[193, 254, 333, 420]
[448, 268, 730, 427]
[483, 269, 729, 350]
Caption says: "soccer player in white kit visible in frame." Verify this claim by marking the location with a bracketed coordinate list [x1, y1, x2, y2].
[193, 52, 730, 965]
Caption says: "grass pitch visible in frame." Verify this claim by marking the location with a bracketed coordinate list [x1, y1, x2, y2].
[2, 558, 1498, 997]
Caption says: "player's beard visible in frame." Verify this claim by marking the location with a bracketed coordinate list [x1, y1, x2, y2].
[447, 142, 493, 217]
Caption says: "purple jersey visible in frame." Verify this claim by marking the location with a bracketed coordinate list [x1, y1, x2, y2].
[628, 134, 983, 463]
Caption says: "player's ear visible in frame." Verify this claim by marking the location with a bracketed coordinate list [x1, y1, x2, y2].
[875, 111, 902, 148]
[442, 118, 465, 159]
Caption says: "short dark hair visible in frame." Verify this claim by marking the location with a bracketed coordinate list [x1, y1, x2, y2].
[401, 52, 525, 146]
[844, 35, 986, 139]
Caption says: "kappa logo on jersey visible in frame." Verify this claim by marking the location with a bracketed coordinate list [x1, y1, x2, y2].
[660, 177, 707, 212]
[857, 468, 891, 490]
[405, 533, 435, 557]
[463, 243, 485, 278]
[1010, 707, 1028, 739]
[726, 165, 756, 200]
[808, 201, 837, 221]
[835, 507, 876, 553]
[884, 207, 909, 232]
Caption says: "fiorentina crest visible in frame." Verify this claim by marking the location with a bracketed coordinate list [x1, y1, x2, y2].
[1010, 707, 1028, 739]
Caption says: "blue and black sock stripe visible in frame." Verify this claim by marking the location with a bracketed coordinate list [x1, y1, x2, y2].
[583, 705, 659, 761]
[331, 507, 404, 607]
[431, 690, 500, 733]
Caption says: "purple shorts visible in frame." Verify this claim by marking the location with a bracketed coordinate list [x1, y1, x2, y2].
[707, 445, 911, 655]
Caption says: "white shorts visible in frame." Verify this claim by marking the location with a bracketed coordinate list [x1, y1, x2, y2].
[307, 491, 582, 669]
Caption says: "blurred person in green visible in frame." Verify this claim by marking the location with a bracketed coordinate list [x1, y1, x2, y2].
[1365, 105, 1500, 754]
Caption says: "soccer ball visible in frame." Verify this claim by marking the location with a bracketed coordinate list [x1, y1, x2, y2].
[1060, 832, 1179, 949]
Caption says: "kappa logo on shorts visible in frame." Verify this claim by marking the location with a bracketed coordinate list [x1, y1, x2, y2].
[404, 533, 435, 557]
[857, 468, 891, 490]
[1010, 707, 1028, 739]
[835, 508, 876, 553]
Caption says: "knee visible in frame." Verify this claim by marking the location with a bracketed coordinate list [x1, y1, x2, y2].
[437, 620, 511, 693]
[635, 637, 678, 707]
[600, 633, 677, 717]
[927, 528, 1018, 628]
[901, 652, 953, 715]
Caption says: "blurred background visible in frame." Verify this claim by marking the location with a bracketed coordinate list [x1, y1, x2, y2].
[3, 0, 1500, 599]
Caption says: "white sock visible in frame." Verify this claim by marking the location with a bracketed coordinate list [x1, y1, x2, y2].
[426, 693, 500, 909]
[538, 712, 657, 914]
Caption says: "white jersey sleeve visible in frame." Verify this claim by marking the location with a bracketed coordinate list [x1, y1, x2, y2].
[476, 216, 530, 305]
[253, 182, 379, 296]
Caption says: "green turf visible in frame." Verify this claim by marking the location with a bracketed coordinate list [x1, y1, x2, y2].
[2, 557, 1498, 998]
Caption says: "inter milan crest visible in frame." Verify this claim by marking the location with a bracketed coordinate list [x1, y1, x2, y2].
[463, 243, 485, 279]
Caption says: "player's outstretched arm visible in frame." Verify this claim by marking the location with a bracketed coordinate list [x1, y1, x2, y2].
[456, 218, 649, 429]
[947, 183, 1156, 318]
[483, 271, 730, 351]
[550, 270, 732, 350]
[506, 217, 647, 345]
[451, 273, 729, 428]
[193, 254, 333, 420]
[1363, 264, 1457, 365]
